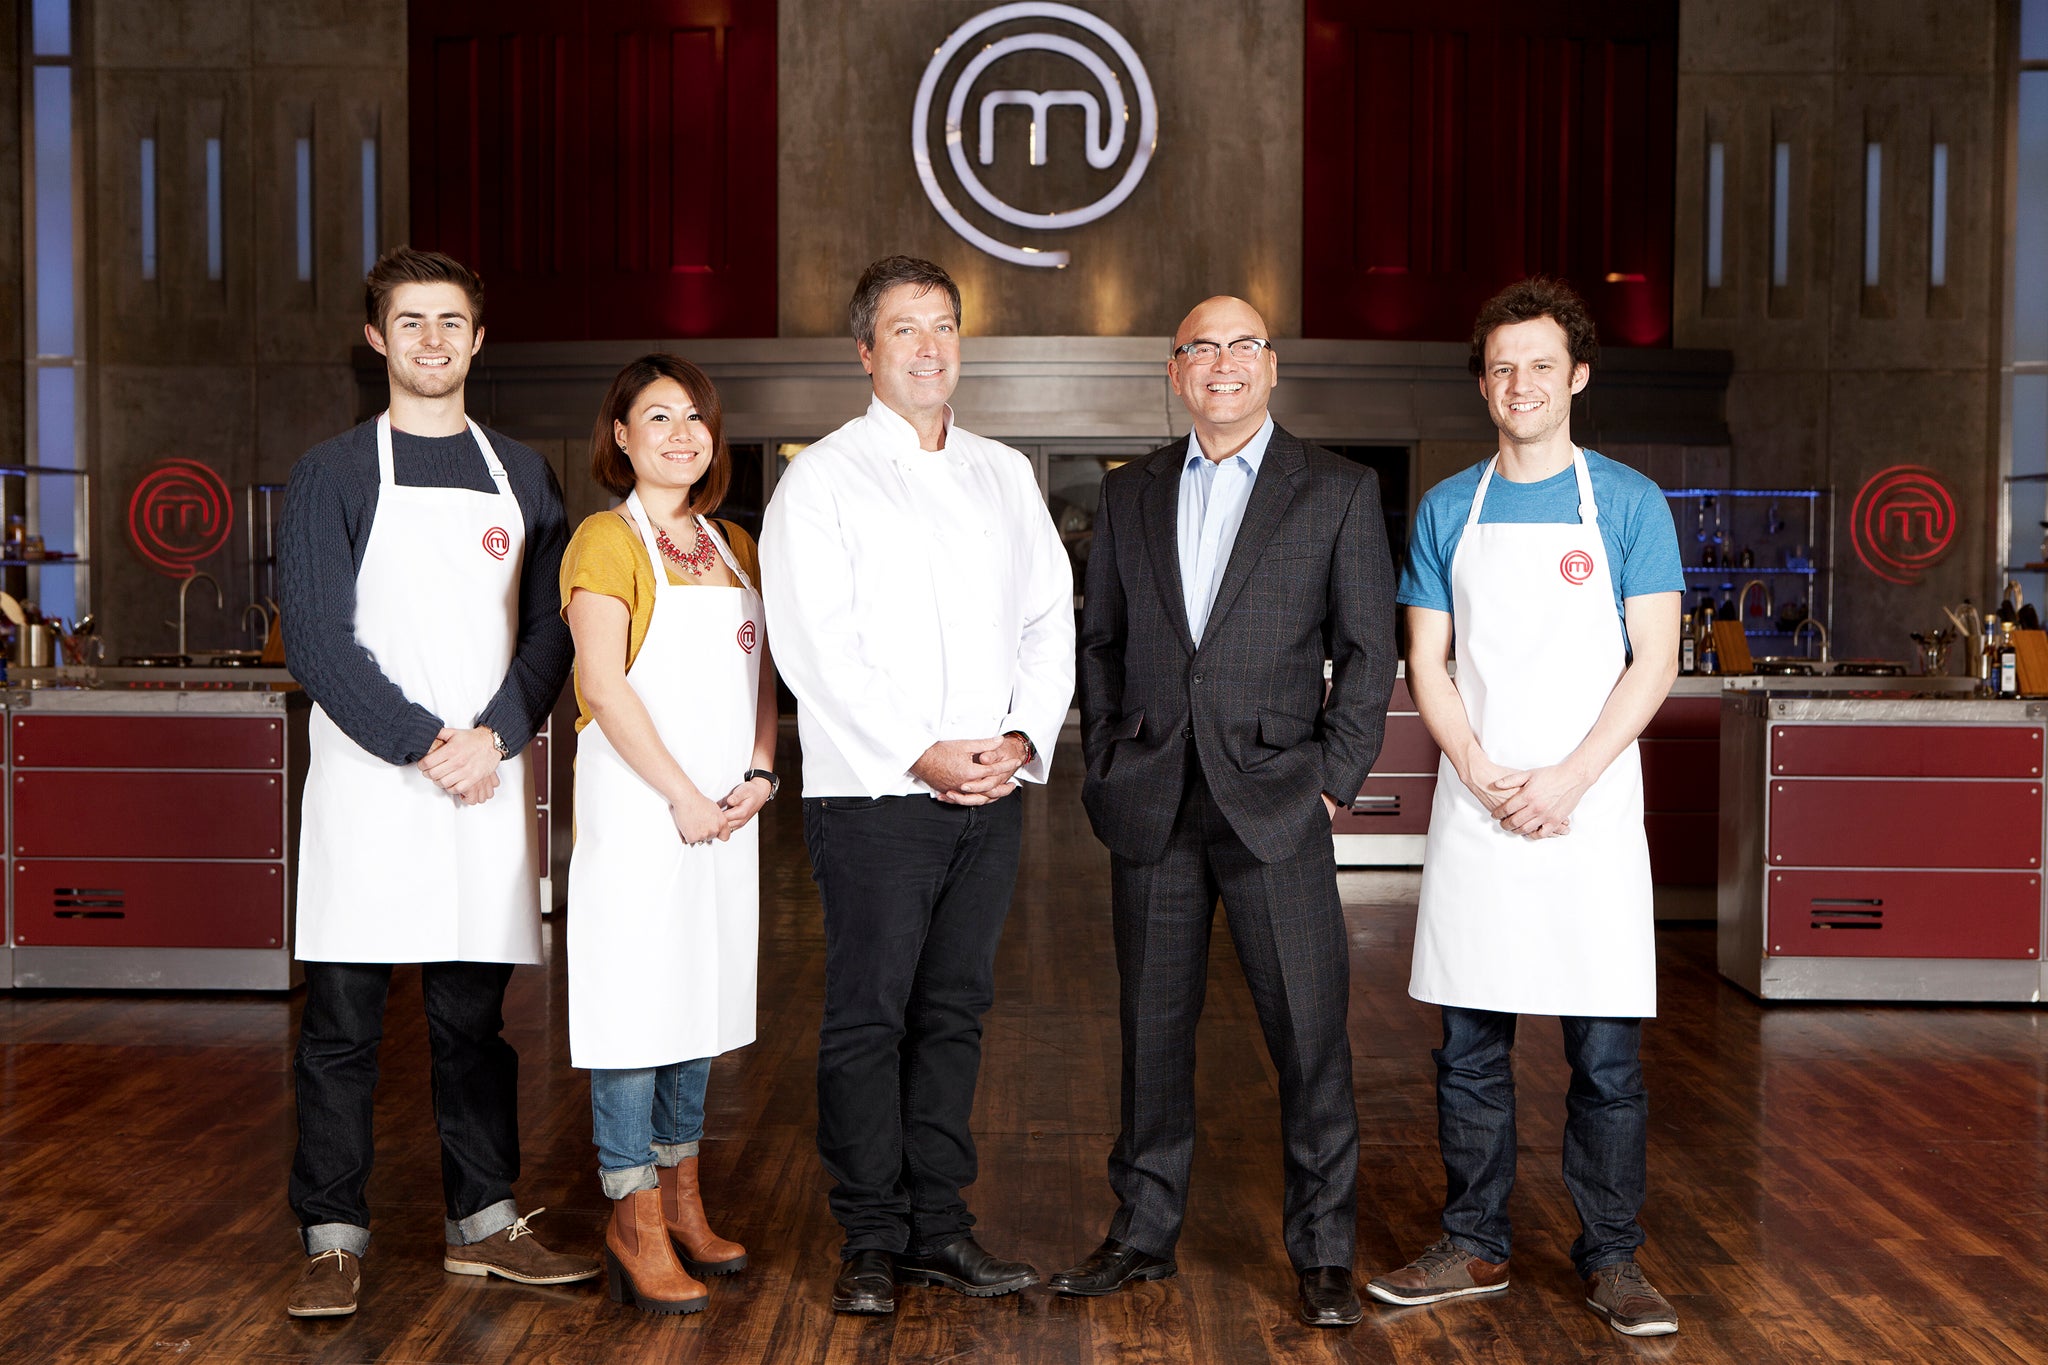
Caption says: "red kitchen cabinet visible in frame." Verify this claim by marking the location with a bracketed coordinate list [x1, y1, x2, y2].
[1764, 869, 2041, 960]
[1335, 776, 1437, 836]
[13, 714, 284, 770]
[14, 770, 286, 860]
[1769, 725, 2044, 779]
[13, 860, 285, 949]
[1767, 778, 2042, 871]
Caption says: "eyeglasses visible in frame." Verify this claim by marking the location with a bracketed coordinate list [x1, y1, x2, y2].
[1172, 336, 1272, 365]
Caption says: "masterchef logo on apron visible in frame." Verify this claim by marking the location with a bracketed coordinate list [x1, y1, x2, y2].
[482, 526, 511, 560]
[736, 619, 757, 654]
[1560, 549, 1595, 584]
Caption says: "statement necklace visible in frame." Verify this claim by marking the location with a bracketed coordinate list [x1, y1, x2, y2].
[655, 519, 719, 575]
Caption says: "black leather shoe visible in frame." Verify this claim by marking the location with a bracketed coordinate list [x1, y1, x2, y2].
[830, 1250, 895, 1314]
[895, 1236, 1039, 1297]
[1048, 1237, 1178, 1297]
[1298, 1265, 1363, 1327]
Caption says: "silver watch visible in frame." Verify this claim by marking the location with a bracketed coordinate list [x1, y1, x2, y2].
[489, 728, 509, 758]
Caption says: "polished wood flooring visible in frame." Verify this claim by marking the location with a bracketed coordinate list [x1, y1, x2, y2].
[5, 734, 2048, 1363]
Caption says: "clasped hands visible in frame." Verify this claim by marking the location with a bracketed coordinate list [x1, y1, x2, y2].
[668, 776, 772, 847]
[911, 734, 1032, 806]
[420, 725, 501, 806]
[1462, 750, 1589, 840]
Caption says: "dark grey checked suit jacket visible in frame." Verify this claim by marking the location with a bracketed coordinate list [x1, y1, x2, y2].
[1077, 424, 1399, 865]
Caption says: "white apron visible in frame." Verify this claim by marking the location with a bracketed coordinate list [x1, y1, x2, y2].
[567, 496, 761, 1069]
[296, 414, 541, 964]
[1411, 449, 1656, 1018]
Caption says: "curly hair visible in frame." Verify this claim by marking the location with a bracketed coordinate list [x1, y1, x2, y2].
[1467, 276, 1599, 377]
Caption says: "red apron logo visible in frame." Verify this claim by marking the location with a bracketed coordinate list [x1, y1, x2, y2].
[481, 527, 511, 560]
[736, 620, 757, 654]
[1850, 465, 1955, 586]
[127, 459, 234, 577]
[1559, 549, 1595, 585]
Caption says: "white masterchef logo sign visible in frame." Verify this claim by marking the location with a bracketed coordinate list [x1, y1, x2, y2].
[911, 2, 1158, 269]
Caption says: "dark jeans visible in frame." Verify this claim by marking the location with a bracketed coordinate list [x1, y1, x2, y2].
[1107, 762, 1357, 1270]
[804, 793, 1023, 1258]
[1436, 1006, 1647, 1276]
[289, 960, 521, 1252]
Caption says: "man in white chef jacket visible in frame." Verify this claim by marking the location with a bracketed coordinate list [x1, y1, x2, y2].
[760, 255, 1074, 1316]
[1368, 278, 1684, 1336]
[278, 247, 598, 1318]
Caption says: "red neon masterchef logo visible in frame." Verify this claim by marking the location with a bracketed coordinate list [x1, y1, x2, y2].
[1850, 466, 1955, 586]
[482, 527, 511, 560]
[736, 620, 757, 654]
[1560, 549, 1595, 584]
[126, 459, 234, 577]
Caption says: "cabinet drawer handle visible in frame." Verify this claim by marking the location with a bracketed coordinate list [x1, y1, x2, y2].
[1810, 897, 1883, 907]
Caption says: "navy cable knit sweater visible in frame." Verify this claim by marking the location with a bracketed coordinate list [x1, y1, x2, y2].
[278, 418, 571, 765]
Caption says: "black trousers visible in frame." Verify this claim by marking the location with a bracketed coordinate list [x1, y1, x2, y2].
[1106, 762, 1359, 1270]
[804, 793, 1023, 1257]
[289, 960, 521, 1236]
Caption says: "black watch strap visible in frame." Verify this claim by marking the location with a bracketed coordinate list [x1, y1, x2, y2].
[743, 768, 780, 800]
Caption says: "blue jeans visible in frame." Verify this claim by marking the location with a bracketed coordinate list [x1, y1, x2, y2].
[1435, 1007, 1647, 1276]
[590, 1058, 712, 1200]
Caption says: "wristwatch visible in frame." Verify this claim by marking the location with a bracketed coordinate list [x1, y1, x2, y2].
[489, 729, 509, 759]
[743, 768, 780, 800]
[1004, 730, 1036, 761]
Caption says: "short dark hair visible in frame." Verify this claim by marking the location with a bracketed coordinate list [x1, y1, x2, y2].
[365, 246, 485, 333]
[848, 255, 962, 349]
[588, 353, 730, 516]
[1468, 276, 1598, 377]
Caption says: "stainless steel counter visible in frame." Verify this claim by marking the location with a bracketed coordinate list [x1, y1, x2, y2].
[1668, 674, 1985, 697]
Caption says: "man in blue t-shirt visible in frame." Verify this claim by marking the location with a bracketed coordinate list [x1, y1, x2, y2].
[1367, 278, 1684, 1338]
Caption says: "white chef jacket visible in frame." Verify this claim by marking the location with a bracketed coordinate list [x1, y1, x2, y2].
[760, 396, 1076, 798]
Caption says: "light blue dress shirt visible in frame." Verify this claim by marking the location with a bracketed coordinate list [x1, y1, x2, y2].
[1176, 415, 1275, 644]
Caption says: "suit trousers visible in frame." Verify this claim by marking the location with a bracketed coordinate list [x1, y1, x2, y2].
[1106, 755, 1358, 1270]
[805, 793, 1023, 1257]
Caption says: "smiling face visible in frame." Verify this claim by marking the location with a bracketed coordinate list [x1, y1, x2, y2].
[1168, 296, 1278, 441]
[858, 281, 961, 427]
[366, 281, 482, 401]
[1478, 315, 1589, 447]
[614, 376, 714, 496]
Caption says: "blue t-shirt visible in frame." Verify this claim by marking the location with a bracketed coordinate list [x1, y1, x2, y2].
[1396, 450, 1684, 629]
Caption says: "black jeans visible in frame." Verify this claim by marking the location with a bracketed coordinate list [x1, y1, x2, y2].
[289, 960, 521, 1249]
[804, 793, 1024, 1257]
[1436, 1007, 1648, 1275]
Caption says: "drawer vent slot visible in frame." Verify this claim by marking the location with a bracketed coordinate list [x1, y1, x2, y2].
[53, 886, 126, 918]
[1353, 794, 1402, 818]
[1811, 896, 1882, 930]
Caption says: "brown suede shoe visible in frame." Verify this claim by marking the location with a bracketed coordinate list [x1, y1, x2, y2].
[658, 1157, 747, 1275]
[1366, 1236, 1509, 1306]
[443, 1208, 601, 1285]
[286, 1248, 361, 1318]
[604, 1188, 708, 1315]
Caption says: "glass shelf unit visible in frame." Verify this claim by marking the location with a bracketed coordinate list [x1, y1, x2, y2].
[0, 465, 92, 640]
[1662, 486, 1832, 648]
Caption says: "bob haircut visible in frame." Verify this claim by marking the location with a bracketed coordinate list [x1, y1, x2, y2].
[1467, 276, 1599, 377]
[364, 246, 485, 333]
[588, 353, 730, 516]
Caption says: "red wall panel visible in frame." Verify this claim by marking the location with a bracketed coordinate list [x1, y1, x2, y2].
[410, 1, 774, 340]
[1304, 0, 1676, 345]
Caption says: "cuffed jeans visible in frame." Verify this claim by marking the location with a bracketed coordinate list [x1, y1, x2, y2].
[590, 1058, 713, 1199]
[804, 793, 1023, 1258]
[1436, 1006, 1648, 1276]
[289, 960, 522, 1257]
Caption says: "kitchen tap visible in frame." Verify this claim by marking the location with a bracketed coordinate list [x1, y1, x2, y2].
[1737, 578, 1773, 622]
[240, 600, 272, 642]
[169, 571, 224, 660]
[1792, 616, 1830, 665]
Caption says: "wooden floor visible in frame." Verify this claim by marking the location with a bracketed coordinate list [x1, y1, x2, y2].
[5, 737, 2048, 1364]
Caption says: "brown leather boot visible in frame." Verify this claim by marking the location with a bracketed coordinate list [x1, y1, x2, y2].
[658, 1156, 748, 1275]
[603, 1188, 708, 1315]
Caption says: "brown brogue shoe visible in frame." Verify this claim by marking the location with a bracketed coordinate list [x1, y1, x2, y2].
[286, 1248, 360, 1318]
[658, 1156, 748, 1275]
[443, 1207, 601, 1285]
